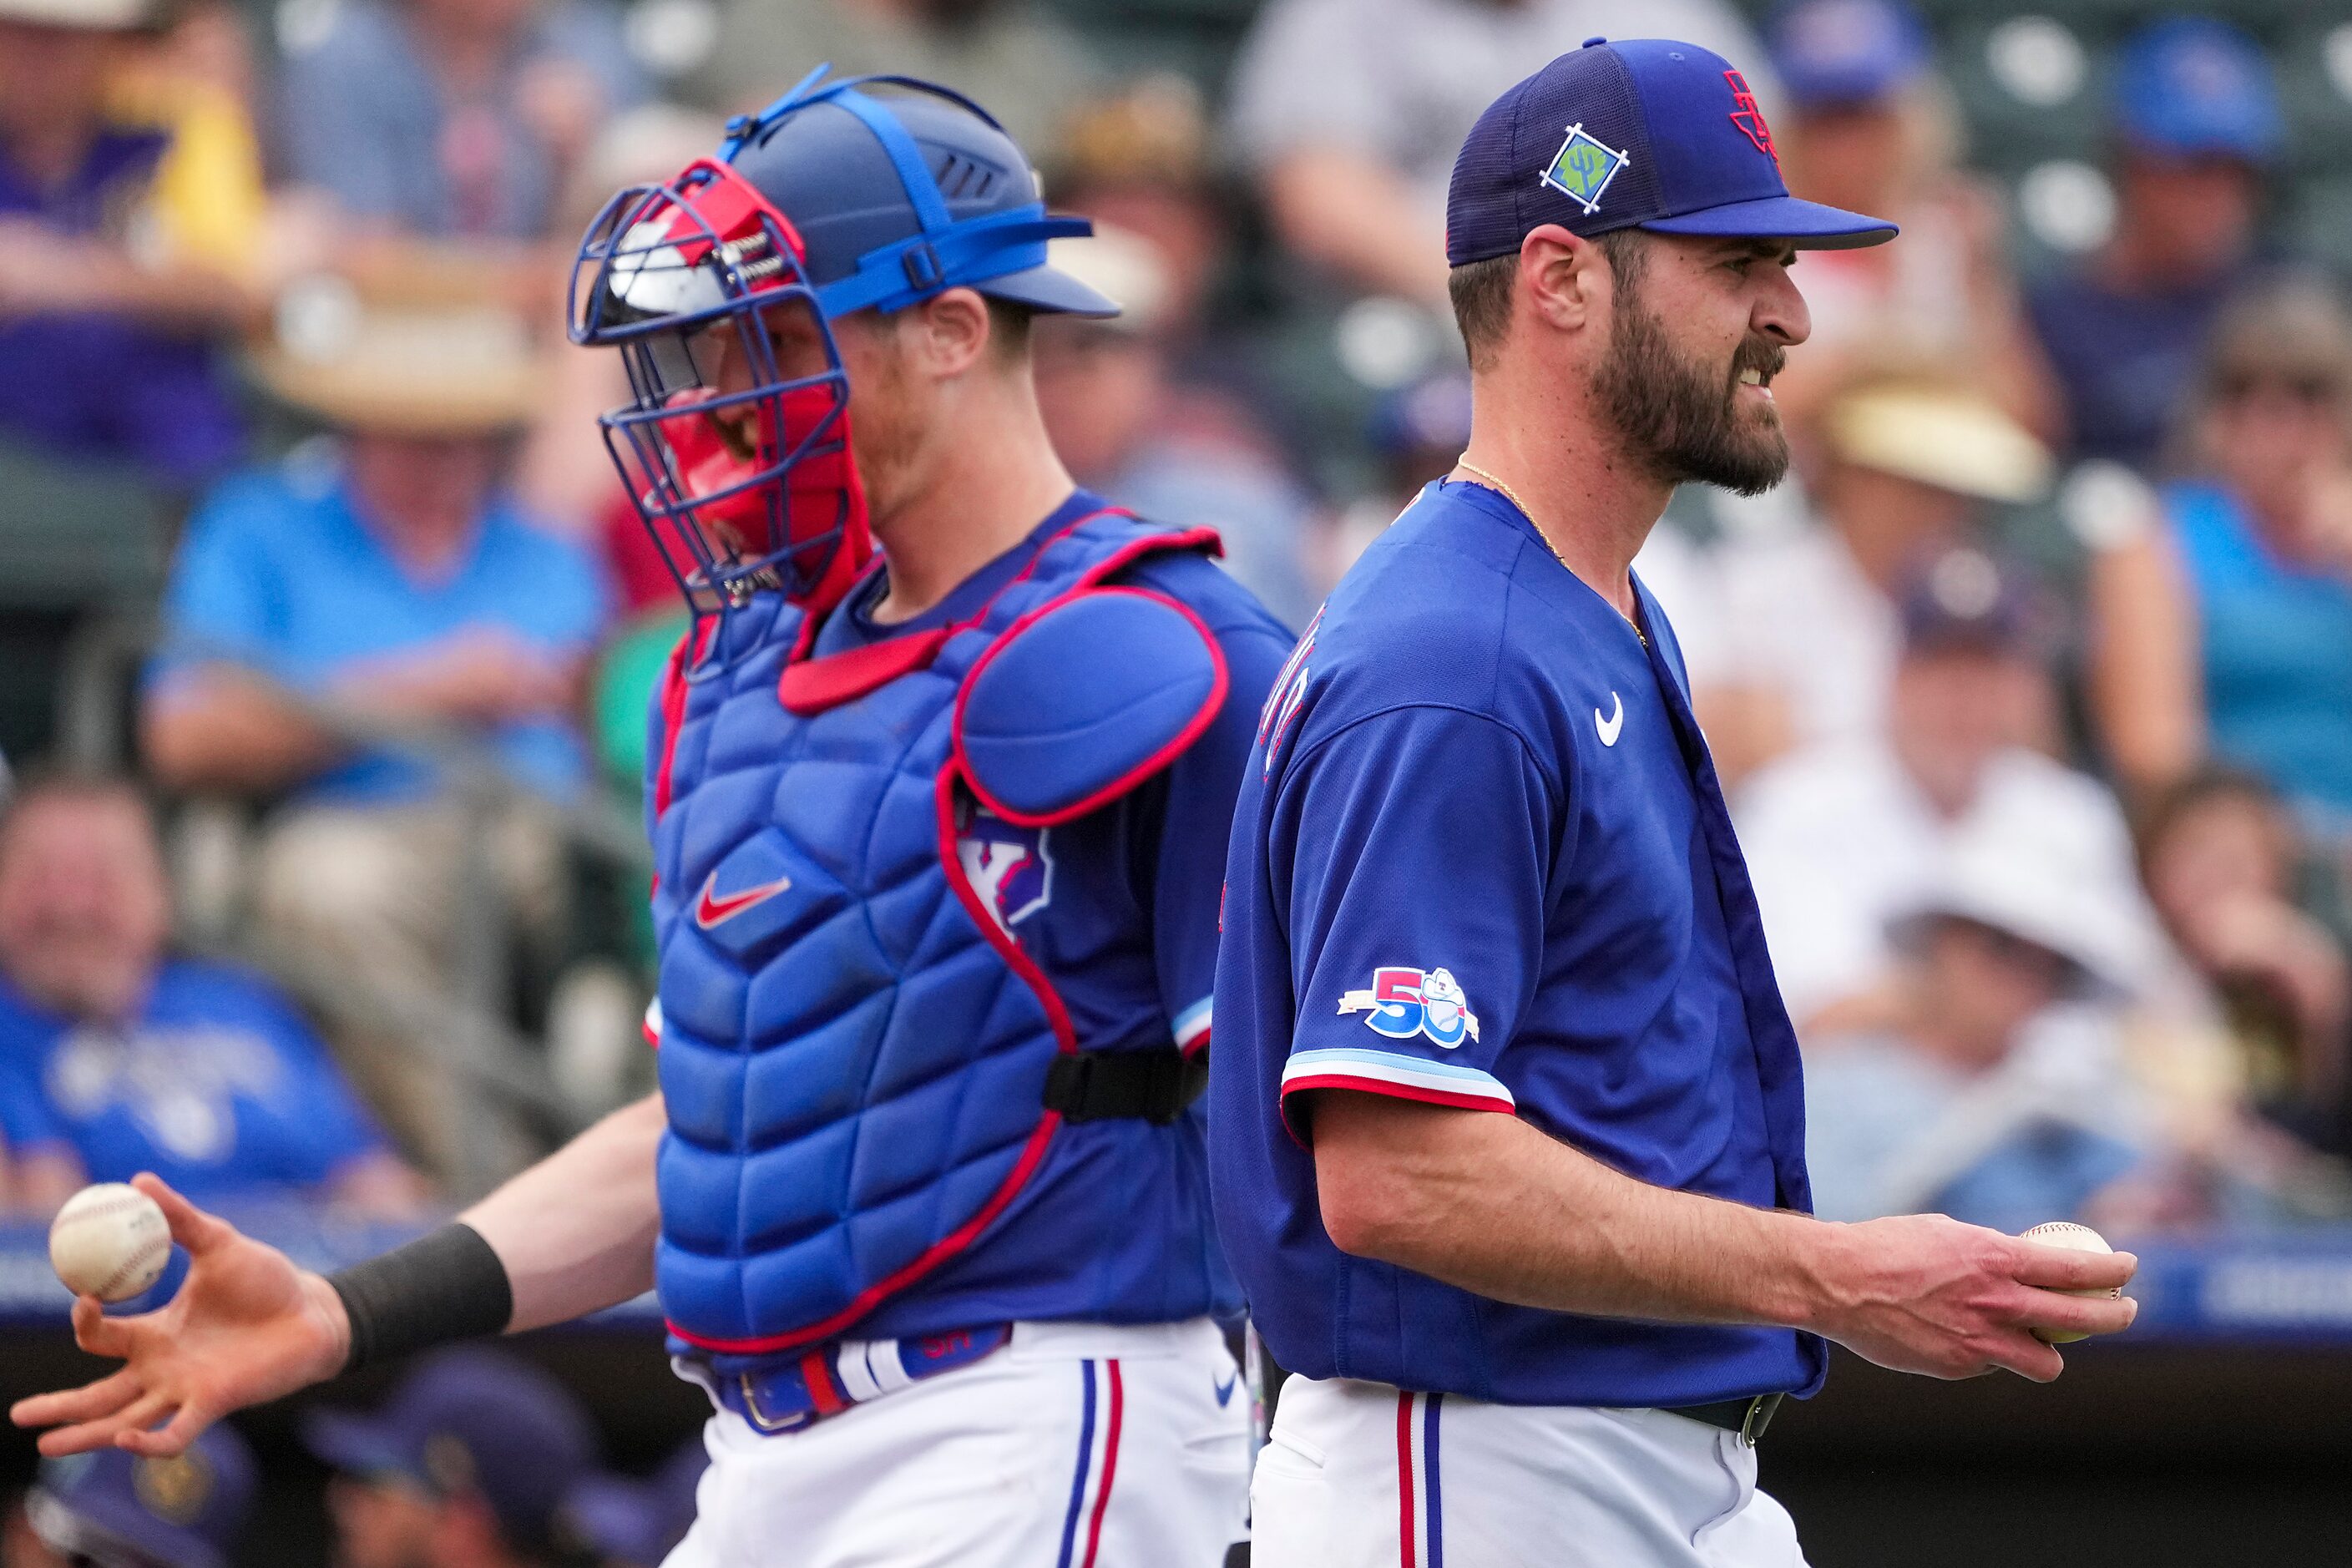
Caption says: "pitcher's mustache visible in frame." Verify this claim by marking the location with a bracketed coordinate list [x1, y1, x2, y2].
[1733, 341, 1786, 387]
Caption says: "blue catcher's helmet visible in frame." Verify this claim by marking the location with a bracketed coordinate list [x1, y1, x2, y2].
[569, 68, 1118, 661]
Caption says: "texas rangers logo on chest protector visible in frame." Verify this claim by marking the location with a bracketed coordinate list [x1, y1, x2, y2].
[956, 806, 1053, 930]
[644, 509, 1231, 1362]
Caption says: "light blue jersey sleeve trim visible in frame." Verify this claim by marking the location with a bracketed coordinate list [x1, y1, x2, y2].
[1172, 995, 1214, 1050]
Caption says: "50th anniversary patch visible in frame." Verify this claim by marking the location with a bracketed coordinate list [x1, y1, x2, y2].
[1541, 124, 1631, 215]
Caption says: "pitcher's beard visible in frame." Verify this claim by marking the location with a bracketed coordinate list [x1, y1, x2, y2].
[1593, 297, 1790, 497]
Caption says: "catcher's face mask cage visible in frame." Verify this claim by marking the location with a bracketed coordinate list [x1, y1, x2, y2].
[569, 158, 868, 666]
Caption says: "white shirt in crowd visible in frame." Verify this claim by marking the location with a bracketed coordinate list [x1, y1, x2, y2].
[1734, 740, 2162, 1026]
[1702, 522, 1899, 756]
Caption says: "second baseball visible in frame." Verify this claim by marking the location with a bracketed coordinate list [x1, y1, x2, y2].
[2020, 1221, 2120, 1344]
[48, 1183, 171, 1303]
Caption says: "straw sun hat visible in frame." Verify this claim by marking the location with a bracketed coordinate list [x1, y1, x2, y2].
[0, 0, 158, 28]
[254, 277, 544, 438]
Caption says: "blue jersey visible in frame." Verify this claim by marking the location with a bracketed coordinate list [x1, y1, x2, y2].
[1210, 479, 1824, 1409]
[0, 960, 389, 1200]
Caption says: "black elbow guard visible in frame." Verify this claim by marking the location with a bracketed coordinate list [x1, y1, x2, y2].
[327, 1222, 514, 1374]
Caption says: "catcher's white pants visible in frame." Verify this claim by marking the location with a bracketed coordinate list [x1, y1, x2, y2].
[662, 1318, 1250, 1568]
[1251, 1376, 1810, 1568]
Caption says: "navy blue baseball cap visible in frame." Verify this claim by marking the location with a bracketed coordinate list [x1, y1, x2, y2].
[301, 1348, 597, 1553]
[27, 1425, 256, 1568]
[1768, 0, 1932, 109]
[2112, 18, 2282, 164]
[1446, 37, 1897, 266]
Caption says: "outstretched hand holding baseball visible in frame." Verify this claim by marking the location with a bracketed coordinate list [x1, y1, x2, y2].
[10, 1173, 350, 1459]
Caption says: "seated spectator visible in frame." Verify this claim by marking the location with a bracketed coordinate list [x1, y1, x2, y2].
[0, 0, 264, 486]
[1703, 372, 2052, 776]
[568, 1442, 708, 1568]
[0, 771, 427, 1216]
[1228, 0, 1773, 305]
[1034, 228, 1319, 628]
[1763, 0, 2056, 438]
[304, 1348, 597, 1568]
[687, 0, 1100, 154]
[2026, 19, 2281, 472]
[4, 1422, 254, 1568]
[1800, 837, 2163, 1233]
[142, 302, 609, 1186]
[276, 0, 645, 326]
[2138, 768, 2351, 1156]
[279, 0, 643, 244]
[2162, 280, 2352, 827]
[1051, 80, 1321, 496]
[1327, 369, 1474, 586]
[1737, 547, 2157, 1034]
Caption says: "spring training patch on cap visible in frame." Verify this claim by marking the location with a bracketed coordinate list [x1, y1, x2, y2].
[1540, 124, 1631, 215]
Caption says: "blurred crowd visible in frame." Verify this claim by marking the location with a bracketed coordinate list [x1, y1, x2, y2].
[2, 1346, 704, 1568]
[2, 0, 2352, 1252]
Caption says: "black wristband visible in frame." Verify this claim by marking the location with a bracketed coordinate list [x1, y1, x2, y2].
[327, 1222, 514, 1374]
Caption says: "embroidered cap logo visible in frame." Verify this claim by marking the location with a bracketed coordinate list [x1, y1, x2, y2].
[1726, 70, 1778, 168]
[1540, 124, 1631, 216]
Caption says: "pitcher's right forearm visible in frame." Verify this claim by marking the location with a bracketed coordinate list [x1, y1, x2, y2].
[1311, 1089, 1840, 1330]
[463, 1092, 666, 1333]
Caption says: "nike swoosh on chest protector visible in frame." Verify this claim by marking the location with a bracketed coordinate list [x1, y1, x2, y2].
[695, 869, 795, 928]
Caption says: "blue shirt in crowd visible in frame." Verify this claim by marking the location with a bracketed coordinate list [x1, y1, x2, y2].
[0, 129, 240, 484]
[154, 455, 609, 806]
[1211, 480, 1823, 1409]
[277, 0, 645, 240]
[0, 960, 387, 1201]
[2167, 478, 2352, 820]
[2026, 268, 2242, 473]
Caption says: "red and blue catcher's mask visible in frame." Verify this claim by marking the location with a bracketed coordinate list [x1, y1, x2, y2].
[569, 68, 1118, 666]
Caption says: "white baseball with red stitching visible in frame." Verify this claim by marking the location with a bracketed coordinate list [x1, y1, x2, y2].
[48, 1183, 170, 1302]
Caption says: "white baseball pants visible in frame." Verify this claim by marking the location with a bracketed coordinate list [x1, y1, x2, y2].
[1251, 1375, 1810, 1568]
[662, 1317, 1251, 1568]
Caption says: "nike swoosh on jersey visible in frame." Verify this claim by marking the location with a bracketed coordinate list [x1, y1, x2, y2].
[1214, 1373, 1239, 1407]
[694, 869, 794, 928]
[1595, 692, 1624, 747]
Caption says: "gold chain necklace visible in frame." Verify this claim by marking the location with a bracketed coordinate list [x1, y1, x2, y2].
[1450, 459, 1646, 644]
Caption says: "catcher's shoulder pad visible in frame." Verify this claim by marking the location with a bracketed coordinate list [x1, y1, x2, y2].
[954, 585, 1227, 824]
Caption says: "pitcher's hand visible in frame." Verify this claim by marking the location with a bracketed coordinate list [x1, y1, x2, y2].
[1807, 1212, 2138, 1383]
[10, 1174, 351, 1457]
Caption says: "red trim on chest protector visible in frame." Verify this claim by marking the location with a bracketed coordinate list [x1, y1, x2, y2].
[952, 584, 1231, 829]
[647, 619, 716, 900]
[775, 508, 1186, 716]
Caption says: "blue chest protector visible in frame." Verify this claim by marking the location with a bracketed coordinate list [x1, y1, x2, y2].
[647, 511, 1229, 1355]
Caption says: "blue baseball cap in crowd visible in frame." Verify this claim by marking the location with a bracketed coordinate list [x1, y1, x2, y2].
[566, 1440, 710, 1567]
[25, 1425, 257, 1568]
[2112, 18, 2282, 163]
[1447, 38, 1898, 266]
[1768, 0, 1932, 109]
[301, 1348, 598, 1554]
